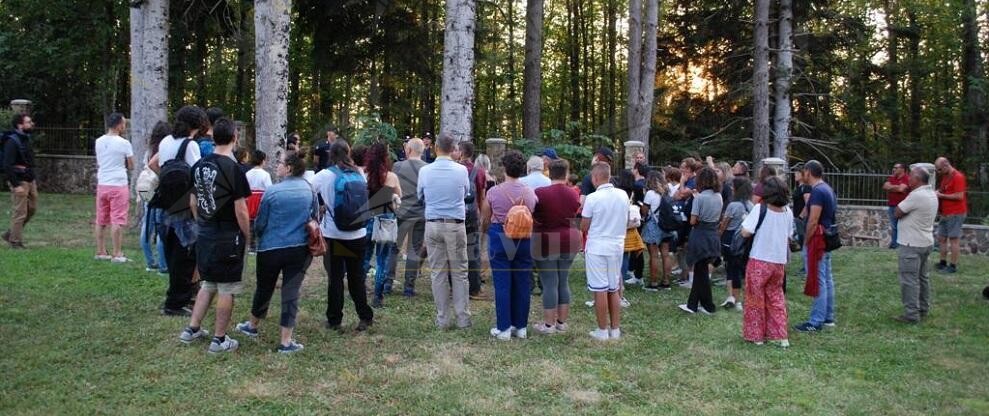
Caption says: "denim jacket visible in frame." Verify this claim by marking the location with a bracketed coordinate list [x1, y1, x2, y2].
[256, 176, 316, 252]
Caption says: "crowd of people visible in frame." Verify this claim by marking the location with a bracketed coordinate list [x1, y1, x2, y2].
[0, 107, 979, 354]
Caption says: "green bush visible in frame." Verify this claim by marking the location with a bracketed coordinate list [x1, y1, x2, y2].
[351, 113, 400, 159]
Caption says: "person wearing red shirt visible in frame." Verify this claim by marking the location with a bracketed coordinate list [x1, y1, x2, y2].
[882, 163, 909, 249]
[934, 157, 967, 274]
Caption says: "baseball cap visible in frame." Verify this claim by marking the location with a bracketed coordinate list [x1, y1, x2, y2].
[595, 147, 614, 161]
[537, 147, 559, 160]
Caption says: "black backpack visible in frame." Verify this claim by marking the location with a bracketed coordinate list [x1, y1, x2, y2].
[464, 166, 479, 226]
[660, 194, 684, 232]
[149, 139, 194, 212]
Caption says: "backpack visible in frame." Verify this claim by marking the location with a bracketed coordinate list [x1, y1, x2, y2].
[627, 202, 642, 229]
[464, 166, 480, 226]
[197, 137, 215, 157]
[0, 131, 23, 177]
[504, 195, 533, 239]
[657, 194, 682, 232]
[135, 165, 159, 202]
[329, 166, 369, 231]
[149, 139, 195, 211]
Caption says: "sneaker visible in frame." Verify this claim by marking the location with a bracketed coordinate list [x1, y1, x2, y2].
[403, 289, 416, 298]
[208, 336, 239, 354]
[608, 328, 621, 340]
[512, 327, 527, 339]
[161, 306, 192, 317]
[535, 323, 557, 335]
[678, 280, 692, 289]
[942, 265, 957, 274]
[620, 297, 631, 308]
[158, 270, 169, 277]
[794, 322, 821, 332]
[145, 267, 158, 273]
[94, 254, 112, 260]
[277, 340, 305, 354]
[178, 326, 209, 344]
[678, 304, 696, 314]
[325, 322, 344, 333]
[935, 261, 947, 271]
[697, 306, 714, 315]
[555, 321, 569, 332]
[892, 315, 919, 324]
[490, 327, 512, 341]
[355, 320, 373, 332]
[624, 277, 642, 286]
[644, 284, 660, 292]
[751, 341, 765, 346]
[9, 242, 25, 249]
[585, 300, 595, 307]
[774, 339, 790, 348]
[588, 328, 610, 341]
[823, 320, 836, 327]
[371, 297, 383, 308]
[671, 266, 682, 275]
[735, 302, 743, 311]
[659, 283, 672, 291]
[721, 296, 736, 308]
[111, 256, 129, 264]
[236, 321, 259, 337]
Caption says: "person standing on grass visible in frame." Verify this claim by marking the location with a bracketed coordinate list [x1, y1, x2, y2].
[892, 167, 938, 324]
[417, 134, 472, 330]
[313, 140, 375, 333]
[390, 138, 428, 297]
[482, 150, 537, 340]
[2, 113, 37, 249]
[364, 142, 402, 308]
[235, 152, 315, 353]
[678, 167, 723, 315]
[791, 166, 812, 273]
[532, 159, 582, 334]
[581, 162, 628, 341]
[149, 105, 206, 317]
[179, 118, 252, 354]
[140, 121, 171, 274]
[719, 176, 753, 309]
[245, 150, 272, 253]
[741, 176, 793, 348]
[92, 113, 134, 263]
[883, 163, 909, 249]
[795, 160, 838, 333]
[642, 171, 676, 291]
[674, 158, 699, 288]
[452, 141, 488, 300]
[934, 157, 967, 274]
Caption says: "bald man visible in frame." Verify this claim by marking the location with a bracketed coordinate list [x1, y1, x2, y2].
[933, 157, 967, 274]
[580, 162, 629, 341]
[391, 138, 429, 295]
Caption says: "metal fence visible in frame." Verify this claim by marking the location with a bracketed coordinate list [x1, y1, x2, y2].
[823, 169, 989, 225]
[32, 127, 104, 155]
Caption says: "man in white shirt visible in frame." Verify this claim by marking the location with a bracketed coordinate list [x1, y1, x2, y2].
[580, 162, 629, 341]
[519, 156, 551, 190]
[93, 113, 134, 263]
[893, 167, 939, 323]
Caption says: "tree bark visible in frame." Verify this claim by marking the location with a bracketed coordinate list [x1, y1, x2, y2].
[752, 0, 771, 164]
[440, 0, 476, 142]
[961, 0, 987, 160]
[234, 0, 253, 121]
[772, 0, 793, 161]
[883, 0, 901, 143]
[522, 0, 543, 140]
[626, 0, 642, 141]
[129, 0, 169, 179]
[255, 0, 292, 173]
[627, 0, 658, 162]
[606, 0, 617, 137]
[906, 10, 921, 143]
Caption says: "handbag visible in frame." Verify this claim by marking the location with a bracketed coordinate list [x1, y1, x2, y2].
[371, 214, 398, 243]
[823, 224, 842, 252]
[306, 194, 327, 257]
[730, 203, 767, 258]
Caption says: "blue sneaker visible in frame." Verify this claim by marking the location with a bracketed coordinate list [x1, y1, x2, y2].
[236, 321, 259, 338]
[277, 341, 304, 354]
[794, 322, 821, 332]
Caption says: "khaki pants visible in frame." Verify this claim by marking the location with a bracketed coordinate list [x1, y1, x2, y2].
[425, 221, 471, 328]
[898, 245, 932, 320]
[9, 181, 38, 243]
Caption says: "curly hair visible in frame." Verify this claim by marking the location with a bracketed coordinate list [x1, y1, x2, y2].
[761, 176, 792, 207]
[351, 144, 368, 167]
[365, 142, 393, 195]
[172, 105, 209, 138]
[502, 150, 526, 179]
[695, 167, 720, 192]
[647, 170, 667, 194]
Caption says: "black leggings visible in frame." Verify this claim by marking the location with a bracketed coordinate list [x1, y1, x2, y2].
[324, 237, 374, 326]
[687, 258, 716, 312]
[252, 246, 312, 328]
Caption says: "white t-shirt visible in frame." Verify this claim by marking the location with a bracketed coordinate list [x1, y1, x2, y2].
[644, 189, 662, 213]
[246, 168, 273, 191]
[312, 168, 366, 240]
[157, 135, 201, 166]
[94, 134, 134, 186]
[303, 170, 316, 187]
[581, 183, 629, 256]
[741, 204, 794, 265]
[668, 183, 680, 198]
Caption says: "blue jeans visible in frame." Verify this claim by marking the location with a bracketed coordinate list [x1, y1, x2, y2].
[621, 252, 632, 279]
[140, 205, 167, 271]
[368, 214, 397, 300]
[808, 252, 836, 326]
[888, 206, 899, 248]
[488, 224, 532, 331]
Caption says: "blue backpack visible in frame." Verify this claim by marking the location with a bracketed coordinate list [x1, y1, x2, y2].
[329, 166, 369, 231]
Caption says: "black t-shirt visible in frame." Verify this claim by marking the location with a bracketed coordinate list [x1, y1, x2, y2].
[313, 140, 332, 171]
[192, 153, 252, 223]
[792, 184, 812, 218]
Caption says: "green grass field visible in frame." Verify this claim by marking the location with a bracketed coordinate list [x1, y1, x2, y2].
[1, 192, 988, 415]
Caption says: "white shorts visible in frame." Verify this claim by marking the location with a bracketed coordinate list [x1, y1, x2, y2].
[584, 253, 622, 293]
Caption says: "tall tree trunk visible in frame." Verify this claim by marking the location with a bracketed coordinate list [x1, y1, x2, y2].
[626, 0, 642, 142]
[505, 0, 517, 134]
[606, 0, 617, 137]
[752, 0, 771, 164]
[961, 0, 987, 161]
[255, 0, 292, 173]
[234, 0, 253, 121]
[627, 0, 658, 162]
[129, 0, 169, 178]
[522, 0, 543, 140]
[440, 0, 476, 142]
[906, 10, 921, 144]
[772, 0, 793, 161]
[884, 0, 901, 143]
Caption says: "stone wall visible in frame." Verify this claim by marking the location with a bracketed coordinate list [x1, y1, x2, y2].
[837, 205, 989, 255]
[34, 154, 97, 194]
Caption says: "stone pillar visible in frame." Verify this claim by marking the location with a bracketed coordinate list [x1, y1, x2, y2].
[486, 138, 507, 182]
[235, 121, 251, 150]
[910, 162, 936, 187]
[761, 157, 787, 179]
[10, 99, 32, 115]
[624, 140, 645, 169]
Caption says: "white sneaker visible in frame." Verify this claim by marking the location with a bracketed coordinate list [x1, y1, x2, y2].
[678, 280, 692, 288]
[774, 339, 790, 348]
[735, 302, 743, 311]
[145, 267, 157, 272]
[721, 296, 736, 308]
[178, 326, 209, 344]
[208, 336, 239, 353]
[111, 256, 129, 263]
[94, 254, 112, 261]
[535, 323, 557, 335]
[608, 328, 621, 340]
[589, 328, 610, 341]
[620, 297, 631, 308]
[671, 266, 682, 275]
[623, 277, 642, 286]
[678, 304, 695, 314]
[512, 327, 527, 339]
[555, 322, 568, 332]
[697, 306, 713, 315]
[489, 327, 512, 341]
[585, 300, 595, 307]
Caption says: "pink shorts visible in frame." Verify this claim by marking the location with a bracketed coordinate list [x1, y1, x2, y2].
[96, 185, 130, 226]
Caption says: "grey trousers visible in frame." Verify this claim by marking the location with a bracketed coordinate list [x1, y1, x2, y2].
[425, 221, 471, 328]
[898, 245, 932, 320]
